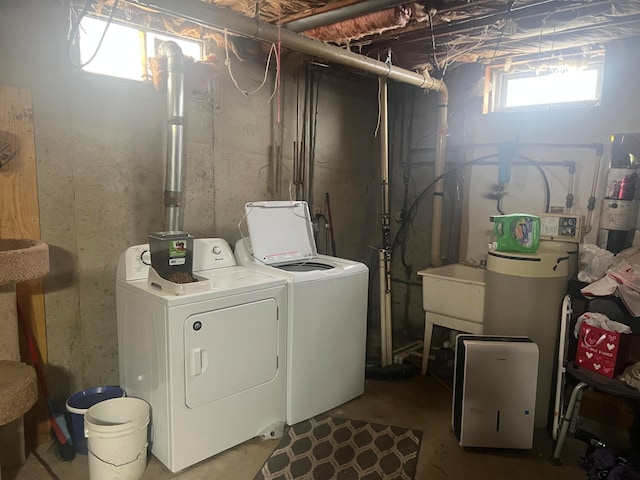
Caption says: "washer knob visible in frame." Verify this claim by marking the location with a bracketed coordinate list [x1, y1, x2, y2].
[212, 245, 222, 255]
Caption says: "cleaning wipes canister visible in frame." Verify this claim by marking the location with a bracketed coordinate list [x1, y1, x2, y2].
[490, 214, 540, 253]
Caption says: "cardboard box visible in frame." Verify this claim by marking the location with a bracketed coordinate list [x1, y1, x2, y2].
[575, 322, 630, 378]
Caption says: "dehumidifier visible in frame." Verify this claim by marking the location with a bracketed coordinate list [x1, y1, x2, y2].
[452, 335, 538, 449]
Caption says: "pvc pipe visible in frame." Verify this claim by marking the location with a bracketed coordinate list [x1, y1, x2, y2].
[430, 86, 449, 267]
[392, 340, 423, 354]
[383, 257, 393, 366]
[379, 76, 390, 252]
[378, 76, 393, 367]
[158, 41, 185, 232]
[378, 249, 390, 367]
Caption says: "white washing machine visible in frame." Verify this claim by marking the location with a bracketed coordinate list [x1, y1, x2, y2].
[116, 238, 287, 473]
[235, 201, 368, 425]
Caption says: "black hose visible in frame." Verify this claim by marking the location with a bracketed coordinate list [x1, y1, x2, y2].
[514, 154, 551, 213]
[391, 154, 498, 255]
[68, 0, 120, 68]
[391, 152, 552, 255]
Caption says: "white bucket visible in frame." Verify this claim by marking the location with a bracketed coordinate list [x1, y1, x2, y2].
[84, 397, 150, 480]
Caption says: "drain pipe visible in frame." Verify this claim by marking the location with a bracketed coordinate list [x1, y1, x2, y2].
[158, 41, 185, 232]
[430, 88, 449, 267]
[379, 75, 393, 367]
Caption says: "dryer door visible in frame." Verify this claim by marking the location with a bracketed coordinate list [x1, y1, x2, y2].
[184, 298, 279, 409]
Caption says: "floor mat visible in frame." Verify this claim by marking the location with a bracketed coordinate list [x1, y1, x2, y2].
[253, 414, 422, 480]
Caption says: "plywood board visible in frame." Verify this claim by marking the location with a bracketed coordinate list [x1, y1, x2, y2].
[0, 85, 49, 446]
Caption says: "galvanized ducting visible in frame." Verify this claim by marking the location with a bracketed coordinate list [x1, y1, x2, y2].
[157, 41, 185, 232]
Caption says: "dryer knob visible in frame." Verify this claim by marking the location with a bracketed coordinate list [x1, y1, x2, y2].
[212, 246, 222, 255]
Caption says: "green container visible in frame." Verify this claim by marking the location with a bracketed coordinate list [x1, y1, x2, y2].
[490, 214, 540, 253]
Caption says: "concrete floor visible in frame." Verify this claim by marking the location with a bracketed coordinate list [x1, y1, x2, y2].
[6, 373, 587, 480]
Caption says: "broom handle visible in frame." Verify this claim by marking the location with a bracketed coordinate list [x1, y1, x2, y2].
[16, 301, 68, 443]
[16, 302, 50, 399]
[18, 304, 67, 438]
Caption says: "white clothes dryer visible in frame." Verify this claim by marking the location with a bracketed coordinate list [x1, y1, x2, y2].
[235, 201, 368, 425]
[117, 238, 287, 473]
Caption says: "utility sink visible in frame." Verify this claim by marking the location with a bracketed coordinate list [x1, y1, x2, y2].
[0, 239, 49, 286]
[418, 263, 486, 324]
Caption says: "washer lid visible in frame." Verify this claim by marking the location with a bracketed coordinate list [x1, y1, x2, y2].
[244, 201, 317, 265]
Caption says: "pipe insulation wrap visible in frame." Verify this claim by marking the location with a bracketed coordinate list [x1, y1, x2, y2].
[305, 6, 412, 44]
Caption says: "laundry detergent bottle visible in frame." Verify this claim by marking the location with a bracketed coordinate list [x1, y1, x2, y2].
[490, 214, 540, 253]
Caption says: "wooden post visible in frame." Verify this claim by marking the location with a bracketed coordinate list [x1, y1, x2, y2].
[0, 85, 49, 446]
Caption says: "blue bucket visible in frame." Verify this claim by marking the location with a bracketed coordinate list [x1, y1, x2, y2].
[66, 386, 126, 455]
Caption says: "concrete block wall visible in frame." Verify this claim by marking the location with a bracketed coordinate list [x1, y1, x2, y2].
[0, 0, 380, 399]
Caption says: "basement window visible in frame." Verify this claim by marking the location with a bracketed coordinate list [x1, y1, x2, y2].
[486, 60, 604, 113]
[77, 16, 202, 81]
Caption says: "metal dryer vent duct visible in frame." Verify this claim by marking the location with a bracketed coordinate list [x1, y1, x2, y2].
[137, 0, 449, 266]
[137, 0, 449, 368]
[158, 41, 185, 232]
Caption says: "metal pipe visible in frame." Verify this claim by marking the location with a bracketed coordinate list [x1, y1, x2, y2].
[567, 167, 575, 213]
[284, 0, 410, 33]
[585, 149, 604, 234]
[139, 0, 450, 259]
[430, 85, 449, 267]
[380, 76, 390, 251]
[158, 41, 185, 232]
[135, 0, 446, 92]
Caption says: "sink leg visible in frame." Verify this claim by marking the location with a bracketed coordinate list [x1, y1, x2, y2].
[422, 316, 434, 375]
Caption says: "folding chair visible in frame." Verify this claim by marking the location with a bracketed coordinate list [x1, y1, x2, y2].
[552, 295, 640, 465]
